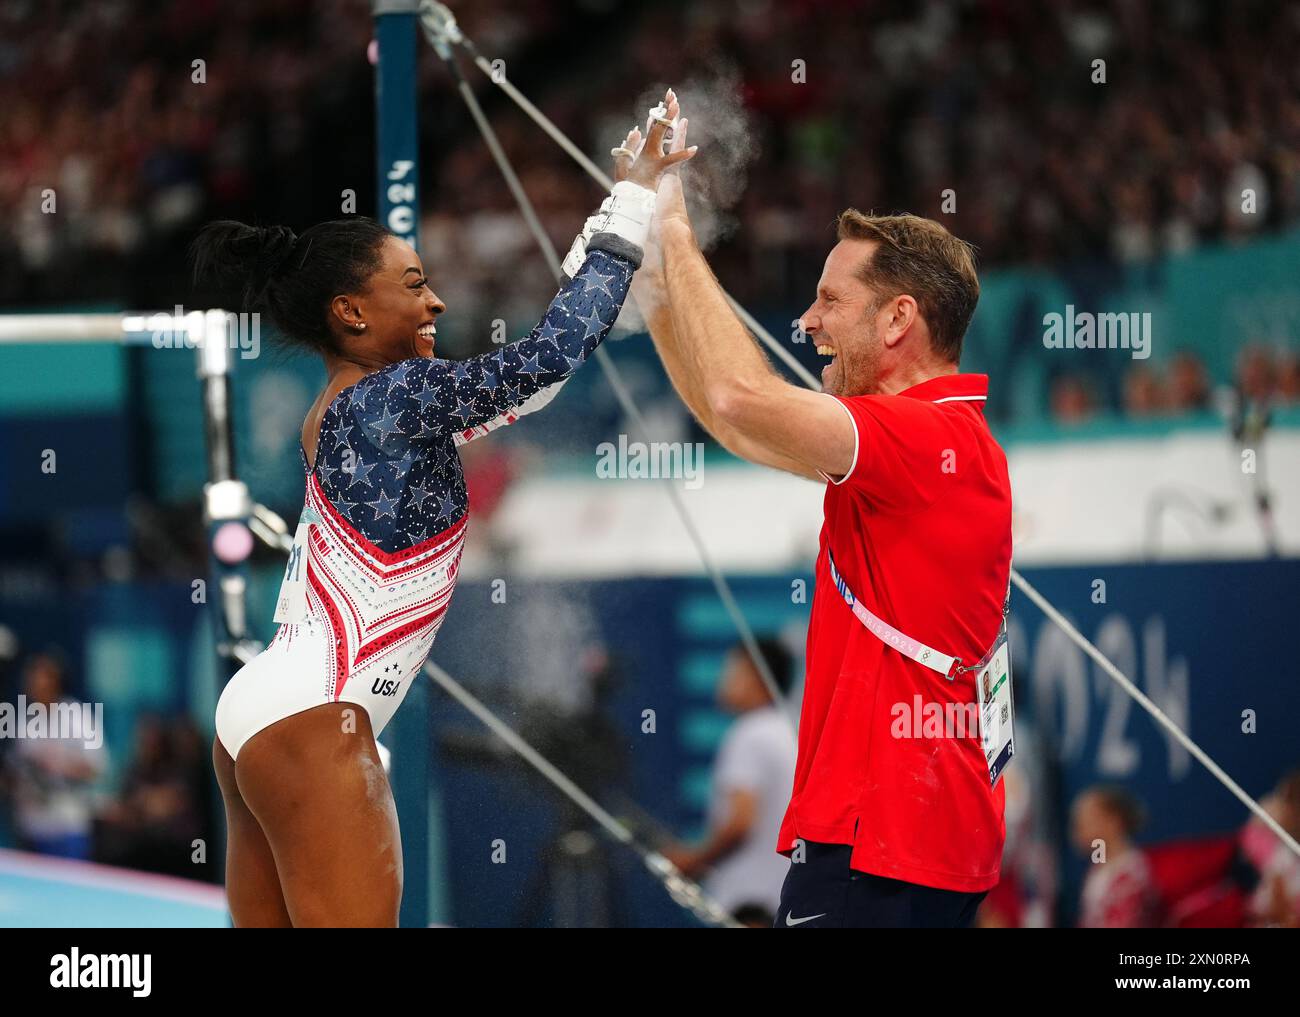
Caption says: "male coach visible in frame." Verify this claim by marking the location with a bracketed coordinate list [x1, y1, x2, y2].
[618, 114, 1012, 928]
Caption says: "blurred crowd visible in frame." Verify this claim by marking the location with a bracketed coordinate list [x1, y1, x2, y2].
[979, 773, 1300, 928]
[4, 0, 1300, 335]
[1050, 344, 1300, 425]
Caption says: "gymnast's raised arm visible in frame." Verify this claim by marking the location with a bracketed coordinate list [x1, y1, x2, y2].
[357, 89, 696, 443]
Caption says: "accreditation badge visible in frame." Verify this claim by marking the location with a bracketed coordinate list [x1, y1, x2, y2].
[972, 629, 1015, 787]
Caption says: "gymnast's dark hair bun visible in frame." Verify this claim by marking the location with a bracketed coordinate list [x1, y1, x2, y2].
[189, 221, 298, 305]
[189, 217, 392, 354]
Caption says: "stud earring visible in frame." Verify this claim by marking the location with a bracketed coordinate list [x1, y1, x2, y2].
[354, 322, 367, 331]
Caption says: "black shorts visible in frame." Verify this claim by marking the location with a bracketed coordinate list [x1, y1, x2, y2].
[775, 841, 986, 928]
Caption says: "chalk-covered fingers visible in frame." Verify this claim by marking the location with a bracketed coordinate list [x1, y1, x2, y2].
[626, 89, 696, 190]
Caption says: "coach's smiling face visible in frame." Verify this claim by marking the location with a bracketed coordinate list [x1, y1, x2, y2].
[798, 239, 919, 397]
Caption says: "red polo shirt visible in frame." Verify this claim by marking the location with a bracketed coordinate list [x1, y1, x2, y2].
[776, 373, 1012, 892]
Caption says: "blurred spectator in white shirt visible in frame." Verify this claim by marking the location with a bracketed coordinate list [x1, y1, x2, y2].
[663, 638, 798, 926]
[2, 652, 109, 860]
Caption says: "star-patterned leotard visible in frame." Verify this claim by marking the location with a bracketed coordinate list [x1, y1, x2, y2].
[215, 246, 635, 759]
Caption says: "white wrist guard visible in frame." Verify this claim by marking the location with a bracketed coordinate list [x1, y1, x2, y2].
[560, 181, 655, 279]
[560, 194, 614, 281]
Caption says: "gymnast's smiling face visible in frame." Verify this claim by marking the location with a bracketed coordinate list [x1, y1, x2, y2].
[334, 235, 446, 363]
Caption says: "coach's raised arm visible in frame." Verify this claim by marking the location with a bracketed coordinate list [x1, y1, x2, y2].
[624, 116, 1015, 928]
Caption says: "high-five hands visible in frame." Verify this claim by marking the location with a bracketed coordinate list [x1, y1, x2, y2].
[614, 88, 694, 230]
[618, 88, 697, 193]
[557, 89, 694, 282]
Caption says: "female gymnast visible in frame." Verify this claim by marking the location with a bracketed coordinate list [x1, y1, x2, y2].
[197, 91, 691, 927]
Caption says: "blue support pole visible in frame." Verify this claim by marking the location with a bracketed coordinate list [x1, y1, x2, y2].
[373, 0, 431, 928]
[374, 0, 422, 253]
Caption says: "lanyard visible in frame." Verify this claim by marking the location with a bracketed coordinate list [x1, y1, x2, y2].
[826, 548, 966, 680]
[826, 547, 1009, 680]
